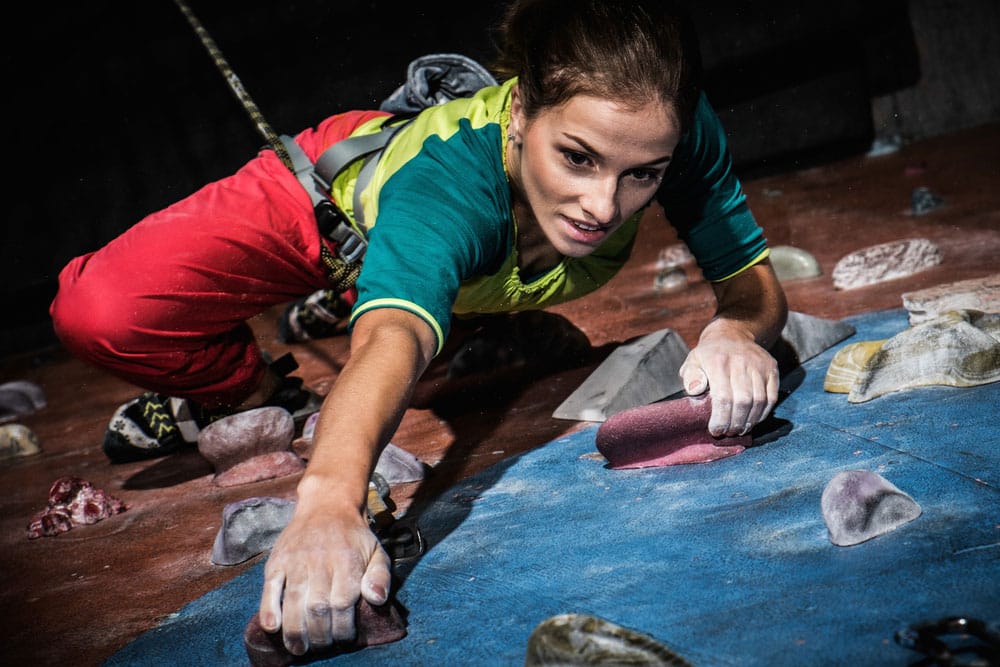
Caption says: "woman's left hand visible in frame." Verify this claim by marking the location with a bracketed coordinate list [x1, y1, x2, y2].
[677, 259, 787, 437]
[679, 318, 779, 437]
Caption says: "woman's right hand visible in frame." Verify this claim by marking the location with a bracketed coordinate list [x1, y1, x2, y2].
[258, 497, 392, 656]
[257, 306, 438, 656]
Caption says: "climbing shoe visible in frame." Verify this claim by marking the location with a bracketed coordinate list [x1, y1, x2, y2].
[102, 353, 322, 464]
[102, 392, 191, 464]
[278, 289, 352, 343]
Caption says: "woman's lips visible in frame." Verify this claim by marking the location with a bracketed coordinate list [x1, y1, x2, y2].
[561, 214, 609, 243]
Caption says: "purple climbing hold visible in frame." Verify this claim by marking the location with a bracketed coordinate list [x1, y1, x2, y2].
[244, 600, 408, 666]
[821, 470, 922, 546]
[26, 476, 126, 539]
[595, 395, 749, 469]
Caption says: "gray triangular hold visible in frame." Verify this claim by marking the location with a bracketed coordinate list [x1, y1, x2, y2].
[773, 311, 857, 371]
[553, 328, 690, 422]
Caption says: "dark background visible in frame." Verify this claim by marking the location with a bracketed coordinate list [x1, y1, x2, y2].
[3, 0, 999, 357]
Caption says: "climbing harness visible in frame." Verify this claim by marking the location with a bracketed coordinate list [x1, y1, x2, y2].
[171, 0, 389, 291]
[171, 0, 495, 295]
[174, 0, 497, 293]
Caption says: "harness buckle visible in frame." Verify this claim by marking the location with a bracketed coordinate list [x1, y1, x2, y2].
[314, 200, 367, 264]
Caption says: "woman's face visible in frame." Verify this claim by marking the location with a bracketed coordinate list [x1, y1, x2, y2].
[508, 88, 681, 259]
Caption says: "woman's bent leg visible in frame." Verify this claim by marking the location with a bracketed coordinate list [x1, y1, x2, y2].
[50, 148, 330, 409]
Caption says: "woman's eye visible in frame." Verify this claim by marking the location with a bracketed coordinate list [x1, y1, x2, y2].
[563, 150, 591, 168]
[630, 168, 661, 183]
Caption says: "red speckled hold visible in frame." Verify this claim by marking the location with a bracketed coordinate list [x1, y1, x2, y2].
[26, 476, 127, 539]
[595, 395, 750, 469]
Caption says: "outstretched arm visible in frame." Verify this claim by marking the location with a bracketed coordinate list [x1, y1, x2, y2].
[258, 307, 437, 656]
[679, 258, 788, 436]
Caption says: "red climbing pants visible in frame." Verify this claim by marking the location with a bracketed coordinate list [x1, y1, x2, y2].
[50, 110, 389, 408]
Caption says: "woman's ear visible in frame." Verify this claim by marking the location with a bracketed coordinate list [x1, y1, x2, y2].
[509, 83, 523, 141]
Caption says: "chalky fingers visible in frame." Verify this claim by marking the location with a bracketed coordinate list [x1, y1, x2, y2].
[739, 370, 767, 435]
[259, 568, 285, 634]
[706, 388, 734, 437]
[277, 575, 313, 655]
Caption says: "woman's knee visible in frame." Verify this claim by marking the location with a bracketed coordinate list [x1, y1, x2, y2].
[50, 254, 136, 363]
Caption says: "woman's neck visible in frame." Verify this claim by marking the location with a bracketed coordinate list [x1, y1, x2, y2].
[512, 199, 564, 278]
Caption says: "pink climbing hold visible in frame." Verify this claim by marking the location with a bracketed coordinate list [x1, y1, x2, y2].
[197, 407, 304, 487]
[595, 395, 750, 469]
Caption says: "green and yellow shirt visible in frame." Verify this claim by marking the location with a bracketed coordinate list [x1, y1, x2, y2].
[337, 78, 767, 355]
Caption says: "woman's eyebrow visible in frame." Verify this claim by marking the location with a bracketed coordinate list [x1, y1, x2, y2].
[563, 133, 672, 166]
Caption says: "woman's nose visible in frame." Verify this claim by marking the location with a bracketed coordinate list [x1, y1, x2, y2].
[580, 177, 619, 224]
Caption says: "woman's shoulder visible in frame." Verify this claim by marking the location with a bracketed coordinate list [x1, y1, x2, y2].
[373, 81, 516, 220]
[387, 79, 516, 160]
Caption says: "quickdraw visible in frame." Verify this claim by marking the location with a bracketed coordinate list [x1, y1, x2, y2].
[367, 472, 425, 562]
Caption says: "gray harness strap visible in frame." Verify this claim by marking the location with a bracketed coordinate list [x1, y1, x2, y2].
[275, 53, 496, 270]
[312, 125, 402, 199]
[279, 119, 408, 264]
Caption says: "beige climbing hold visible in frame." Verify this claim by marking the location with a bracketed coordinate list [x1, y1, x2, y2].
[770, 245, 822, 281]
[826, 310, 1000, 402]
[656, 243, 695, 269]
[654, 266, 687, 291]
[525, 613, 691, 666]
[832, 238, 942, 290]
[902, 273, 1000, 325]
[0, 423, 41, 459]
[824, 340, 887, 393]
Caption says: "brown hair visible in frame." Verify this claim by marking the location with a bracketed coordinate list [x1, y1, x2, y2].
[493, 0, 702, 130]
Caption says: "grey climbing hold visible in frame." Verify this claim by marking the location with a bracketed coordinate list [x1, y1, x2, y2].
[772, 311, 857, 371]
[911, 186, 944, 215]
[0, 380, 46, 424]
[821, 470, 921, 546]
[211, 496, 296, 566]
[376, 443, 427, 484]
[553, 328, 690, 422]
[296, 414, 425, 483]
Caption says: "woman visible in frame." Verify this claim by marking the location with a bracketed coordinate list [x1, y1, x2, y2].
[51, 0, 786, 655]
